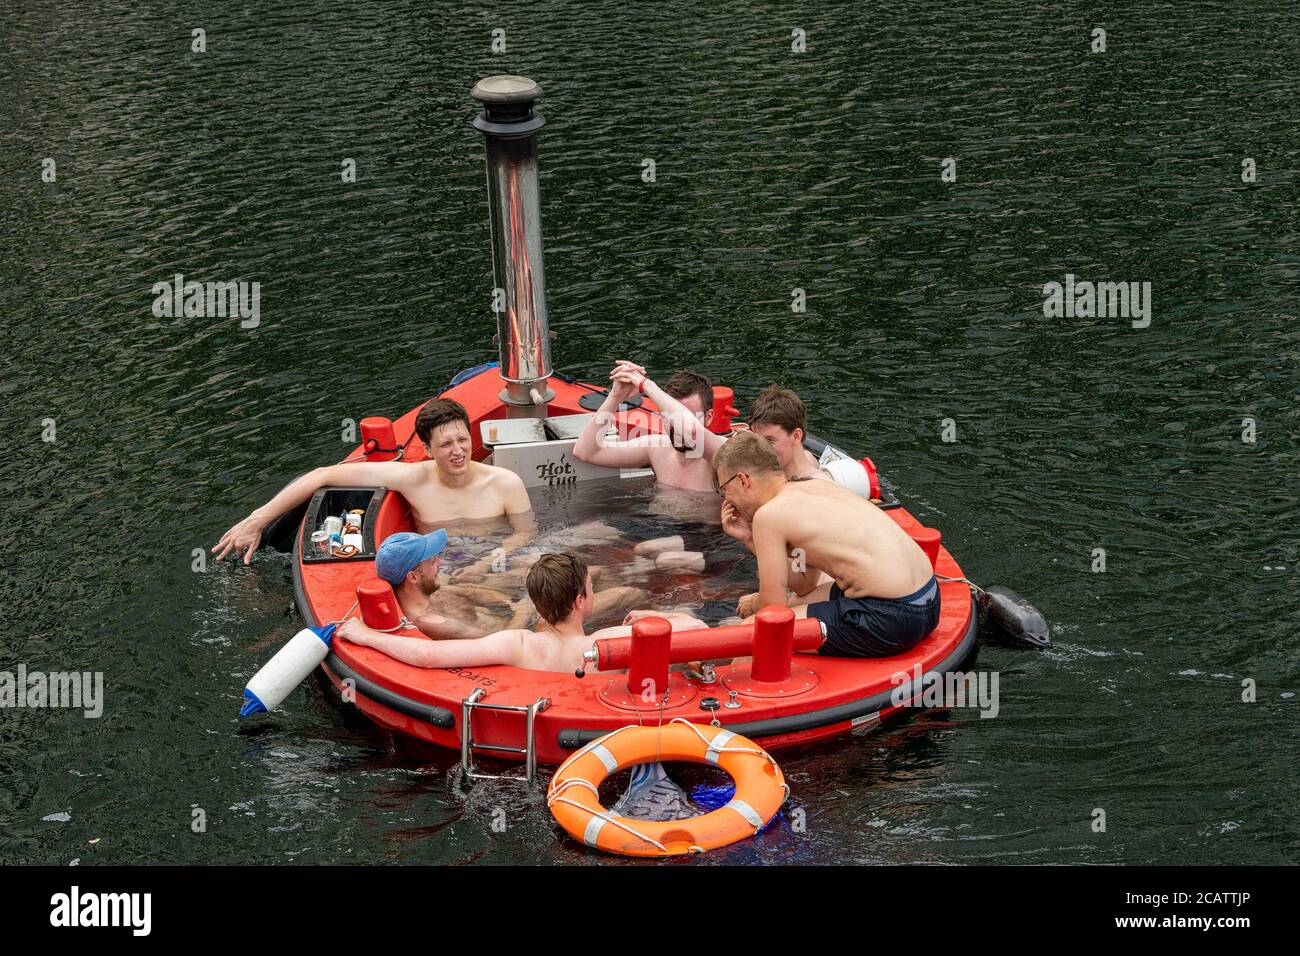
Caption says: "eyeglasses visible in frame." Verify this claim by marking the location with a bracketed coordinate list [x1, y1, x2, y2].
[716, 473, 741, 497]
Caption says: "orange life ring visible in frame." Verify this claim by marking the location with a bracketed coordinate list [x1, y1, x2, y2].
[547, 719, 788, 857]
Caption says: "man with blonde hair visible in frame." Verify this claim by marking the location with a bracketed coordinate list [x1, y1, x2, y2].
[714, 431, 939, 658]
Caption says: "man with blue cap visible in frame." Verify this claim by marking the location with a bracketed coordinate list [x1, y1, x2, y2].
[376, 529, 529, 641]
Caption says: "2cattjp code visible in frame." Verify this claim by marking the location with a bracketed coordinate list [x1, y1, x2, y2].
[1127, 892, 1250, 907]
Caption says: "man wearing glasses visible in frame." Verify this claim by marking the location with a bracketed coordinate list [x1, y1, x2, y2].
[714, 432, 940, 658]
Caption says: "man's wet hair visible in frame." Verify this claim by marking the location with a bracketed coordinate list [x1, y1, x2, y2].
[527, 552, 590, 625]
[711, 429, 783, 489]
[663, 370, 713, 414]
[748, 385, 807, 436]
[415, 398, 471, 444]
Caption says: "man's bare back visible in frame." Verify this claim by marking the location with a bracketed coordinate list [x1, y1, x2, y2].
[510, 611, 706, 672]
[755, 479, 932, 600]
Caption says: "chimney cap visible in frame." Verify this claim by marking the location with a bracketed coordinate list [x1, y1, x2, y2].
[471, 75, 542, 105]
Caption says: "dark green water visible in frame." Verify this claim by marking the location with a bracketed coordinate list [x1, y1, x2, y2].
[2, 1, 1296, 864]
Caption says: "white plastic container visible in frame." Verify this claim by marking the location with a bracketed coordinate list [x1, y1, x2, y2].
[821, 458, 873, 498]
[240, 625, 333, 716]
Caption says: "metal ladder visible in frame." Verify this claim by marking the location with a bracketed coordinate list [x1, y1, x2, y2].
[460, 688, 551, 783]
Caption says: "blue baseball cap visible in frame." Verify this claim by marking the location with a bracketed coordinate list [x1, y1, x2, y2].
[375, 529, 448, 584]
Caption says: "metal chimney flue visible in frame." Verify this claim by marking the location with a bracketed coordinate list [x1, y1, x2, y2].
[472, 75, 554, 414]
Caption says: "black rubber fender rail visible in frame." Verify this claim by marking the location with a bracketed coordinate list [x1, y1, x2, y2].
[322, 653, 457, 729]
[557, 594, 978, 749]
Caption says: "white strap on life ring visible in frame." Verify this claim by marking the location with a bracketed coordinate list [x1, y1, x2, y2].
[549, 721, 784, 853]
[547, 796, 669, 853]
[725, 798, 764, 831]
[705, 728, 735, 764]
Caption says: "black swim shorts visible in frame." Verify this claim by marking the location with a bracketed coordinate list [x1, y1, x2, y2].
[807, 577, 941, 658]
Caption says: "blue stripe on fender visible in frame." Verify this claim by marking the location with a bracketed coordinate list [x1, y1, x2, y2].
[447, 361, 499, 388]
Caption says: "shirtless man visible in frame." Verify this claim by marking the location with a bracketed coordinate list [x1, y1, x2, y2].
[338, 552, 705, 674]
[747, 385, 826, 480]
[375, 529, 652, 639]
[214, 398, 533, 564]
[714, 431, 939, 658]
[572, 362, 725, 494]
[373, 529, 526, 640]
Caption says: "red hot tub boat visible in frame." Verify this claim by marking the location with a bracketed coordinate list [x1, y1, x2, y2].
[290, 365, 977, 779]
[279, 76, 978, 779]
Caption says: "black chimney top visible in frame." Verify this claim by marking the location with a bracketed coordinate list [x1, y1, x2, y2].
[471, 75, 544, 134]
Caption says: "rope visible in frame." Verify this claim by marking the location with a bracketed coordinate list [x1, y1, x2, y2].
[329, 602, 417, 636]
[547, 777, 600, 801]
[546, 796, 669, 852]
[667, 719, 791, 824]
[668, 718, 781, 771]
[339, 443, 407, 465]
[653, 685, 669, 764]
[936, 575, 984, 595]
[327, 601, 360, 627]
[548, 720, 787, 852]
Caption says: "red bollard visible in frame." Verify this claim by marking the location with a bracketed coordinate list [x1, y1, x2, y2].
[360, 417, 399, 461]
[709, 386, 739, 434]
[912, 527, 942, 571]
[751, 605, 796, 683]
[626, 616, 672, 702]
[357, 578, 402, 630]
[859, 455, 881, 499]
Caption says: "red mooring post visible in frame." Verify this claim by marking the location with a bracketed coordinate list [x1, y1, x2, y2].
[626, 616, 672, 701]
[357, 579, 403, 630]
[912, 527, 942, 570]
[709, 386, 739, 434]
[360, 417, 399, 461]
[751, 605, 796, 682]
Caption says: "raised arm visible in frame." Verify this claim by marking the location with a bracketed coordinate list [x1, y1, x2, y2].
[337, 619, 526, 668]
[571, 375, 655, 469]
[214, 459, 419, 564]
[615, 362, 727, 460]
